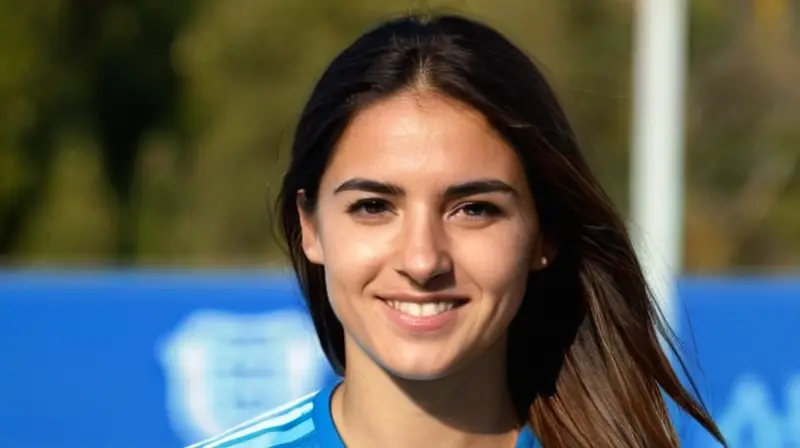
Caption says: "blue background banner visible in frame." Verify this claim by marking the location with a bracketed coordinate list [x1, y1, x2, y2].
[676, 278, 800, 447]
[1, 272, 798, 447]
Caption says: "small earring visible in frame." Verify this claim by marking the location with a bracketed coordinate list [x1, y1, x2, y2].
[541, 256, 548, 267]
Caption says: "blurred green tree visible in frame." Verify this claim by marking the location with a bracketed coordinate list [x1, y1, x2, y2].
[0, 0, 195, 263]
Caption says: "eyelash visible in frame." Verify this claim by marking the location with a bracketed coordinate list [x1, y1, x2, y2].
[345, 198, 503, 219]
[455, 202, 502, 218]
[346, 198, 392, 216]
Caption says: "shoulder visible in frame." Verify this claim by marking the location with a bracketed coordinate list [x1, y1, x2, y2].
[186, 390, 320, 448]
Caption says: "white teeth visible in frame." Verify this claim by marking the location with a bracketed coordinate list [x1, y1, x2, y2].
[387, 300, 456, 317]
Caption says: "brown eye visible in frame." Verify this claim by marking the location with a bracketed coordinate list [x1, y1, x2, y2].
[347, 198, 392, 216]
[455, 202, 502, 218]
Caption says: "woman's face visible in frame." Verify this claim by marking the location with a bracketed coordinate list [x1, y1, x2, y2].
[299, 92, 546, 380]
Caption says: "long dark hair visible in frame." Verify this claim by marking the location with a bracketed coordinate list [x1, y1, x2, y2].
[277, 13, 725, 447]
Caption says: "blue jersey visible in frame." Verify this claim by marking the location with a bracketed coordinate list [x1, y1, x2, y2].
[187, 382, 541, 447]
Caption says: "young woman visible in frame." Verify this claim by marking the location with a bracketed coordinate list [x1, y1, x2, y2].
[190, 13, 726, 448]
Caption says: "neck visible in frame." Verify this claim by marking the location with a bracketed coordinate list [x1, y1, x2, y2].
[332, 335, 521, 448]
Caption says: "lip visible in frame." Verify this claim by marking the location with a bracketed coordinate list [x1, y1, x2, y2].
[377, 293, 470, 303]
[377, 293, 468, 334]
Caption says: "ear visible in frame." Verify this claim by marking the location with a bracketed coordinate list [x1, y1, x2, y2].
[530, 234, 558, 271]
[297, 190, 324, 265]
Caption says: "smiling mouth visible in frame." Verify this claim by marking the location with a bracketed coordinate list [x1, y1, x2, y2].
[383, 299, 467, 317]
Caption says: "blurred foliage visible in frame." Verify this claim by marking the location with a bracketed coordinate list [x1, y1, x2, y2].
[0, 0, 797, 272]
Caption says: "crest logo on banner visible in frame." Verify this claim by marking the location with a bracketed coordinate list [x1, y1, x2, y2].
[158, 309, 330, 445]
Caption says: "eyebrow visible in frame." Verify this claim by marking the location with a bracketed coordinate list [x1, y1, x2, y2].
[333, 178, 518, 200]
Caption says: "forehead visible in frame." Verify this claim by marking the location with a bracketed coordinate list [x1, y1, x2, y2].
[323, 92, 525, 186]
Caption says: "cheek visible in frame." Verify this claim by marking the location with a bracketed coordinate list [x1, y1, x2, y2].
[452, 226, 534, 298]
[318, 219, 389, 298]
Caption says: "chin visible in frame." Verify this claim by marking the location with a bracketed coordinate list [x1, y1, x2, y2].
[372, 348, 459, 381]
[385, 365, 451, 381]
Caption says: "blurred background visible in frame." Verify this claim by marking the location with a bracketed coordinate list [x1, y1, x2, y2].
[0, 0, 798, 447]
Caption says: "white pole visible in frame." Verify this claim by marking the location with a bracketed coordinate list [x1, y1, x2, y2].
[630, 0, 688, 333]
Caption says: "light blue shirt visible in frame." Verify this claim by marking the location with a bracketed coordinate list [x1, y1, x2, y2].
[187, 382, 541, 447]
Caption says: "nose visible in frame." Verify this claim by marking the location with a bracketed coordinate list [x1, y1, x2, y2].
[394, 211, 453, 287]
